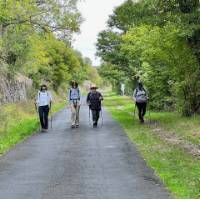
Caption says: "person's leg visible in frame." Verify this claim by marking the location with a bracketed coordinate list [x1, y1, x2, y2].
[142, 102, 147, 117]
[38, 106, 45, 129]
[92, 110, 96, 122]
[92, 110, 98, 127]
[75, 106, 80, 127]
[136, 103, 143, 122]
[71, 104, 76, 127]
[43, 105, 50, 130]
[96, 110, 100, 123]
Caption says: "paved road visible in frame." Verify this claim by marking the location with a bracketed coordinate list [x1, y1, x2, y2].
[0, 106, 171, 198]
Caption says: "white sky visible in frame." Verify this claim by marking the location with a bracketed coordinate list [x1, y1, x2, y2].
[73, 0, 125, 66]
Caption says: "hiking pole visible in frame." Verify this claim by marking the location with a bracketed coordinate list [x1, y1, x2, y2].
[35, 103, 41, 132]
[148, 101, 152, 126]
[134, 103, 137, 118]
[100, 109, 104, 127]
[89, 107, 92, 126]
[50, 108, 53, 129]
[50, 104, 53, 129]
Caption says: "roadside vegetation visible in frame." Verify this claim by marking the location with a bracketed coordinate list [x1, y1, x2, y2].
[97, 0, 200, 116]
[104, 93, 200, 199]
[0, 93, 65, 155]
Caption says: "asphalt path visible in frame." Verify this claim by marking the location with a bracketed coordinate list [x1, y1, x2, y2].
[0, 105, 171, 198]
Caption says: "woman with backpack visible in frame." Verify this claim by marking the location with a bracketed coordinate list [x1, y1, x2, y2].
[133, 82, 148, 123]
[87, 84, 103, 128]
[35, 84, 53, 132]
[68, 81, 81, 129]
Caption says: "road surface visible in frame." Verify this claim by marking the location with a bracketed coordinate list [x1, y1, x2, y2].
[0, 106, 171, 198]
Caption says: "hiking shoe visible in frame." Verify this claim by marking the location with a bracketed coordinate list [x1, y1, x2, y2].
[93, 122, 98, 128]
[140, 119, 144, 124]
[76, 124, 79, 128]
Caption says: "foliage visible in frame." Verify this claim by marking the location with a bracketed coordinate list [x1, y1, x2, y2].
[0, 95, 65, 155]
[0, 0, 95, 94]
[97, 0, 200, 115]
[121, 24, 199, 112]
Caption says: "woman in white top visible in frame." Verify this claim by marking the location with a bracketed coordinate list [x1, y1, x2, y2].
[35, 85, 52, 132]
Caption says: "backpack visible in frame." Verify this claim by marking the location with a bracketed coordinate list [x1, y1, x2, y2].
[69, 88, 80, 100]
[135, 87, 147, 96]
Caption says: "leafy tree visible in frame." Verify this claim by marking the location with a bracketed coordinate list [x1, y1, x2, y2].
[97, 0, 200, 115]
[0, 0, 95, 96]
[121, 24, 199, 113]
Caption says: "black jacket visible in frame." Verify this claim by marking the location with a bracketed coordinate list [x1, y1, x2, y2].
[87, 91, 103, 110]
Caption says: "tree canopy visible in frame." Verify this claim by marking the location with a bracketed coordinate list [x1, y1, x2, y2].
[0, 0, 98, 93]
[97, 0, 200, 116]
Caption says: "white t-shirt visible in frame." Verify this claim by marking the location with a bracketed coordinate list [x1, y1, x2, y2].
[36, 91, 52, 107]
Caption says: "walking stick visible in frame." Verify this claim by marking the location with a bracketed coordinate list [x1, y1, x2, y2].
[50, 104, 53, 129]
[89, 107, 92, 126]
[35, 103, 41, 132]
[100, 109, 104, 126]
[134, 103, 137, 118]
[148, 101, 152, 126]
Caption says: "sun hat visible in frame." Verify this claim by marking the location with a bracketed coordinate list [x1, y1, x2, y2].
[90, 84, 98, 89]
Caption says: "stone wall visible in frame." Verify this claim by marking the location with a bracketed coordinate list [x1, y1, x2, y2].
[0, 73, 32, 104]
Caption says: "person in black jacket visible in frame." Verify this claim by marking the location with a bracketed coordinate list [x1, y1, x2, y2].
[87, 84, 103, 128]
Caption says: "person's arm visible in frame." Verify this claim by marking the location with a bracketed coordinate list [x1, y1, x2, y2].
[35, 92, 39, 108]
[86, 93, 90, 105]
[99, 93, 103, 101]
[78, 89, 81, 105]
[49, 92, 53, 109]
[68, 88, 74, 104]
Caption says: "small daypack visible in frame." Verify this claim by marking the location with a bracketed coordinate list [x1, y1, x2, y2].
[69, 88, 80, 100]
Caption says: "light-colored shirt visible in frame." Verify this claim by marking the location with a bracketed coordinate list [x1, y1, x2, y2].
[68, 88, 81, 104]
[133, 88, 148, 103]
[36, 91, 52, 107]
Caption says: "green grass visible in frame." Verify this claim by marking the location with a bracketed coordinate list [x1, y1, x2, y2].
[104, 93, 200, 199]
[0, 99, 66, 155]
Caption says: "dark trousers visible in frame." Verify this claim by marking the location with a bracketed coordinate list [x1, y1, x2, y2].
[136, 102, 147, 121]
[92, 109, 100, 123]
[38, 105, 50, 129]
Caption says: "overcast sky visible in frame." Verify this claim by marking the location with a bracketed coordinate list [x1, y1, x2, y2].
[73, 0, 125, 66]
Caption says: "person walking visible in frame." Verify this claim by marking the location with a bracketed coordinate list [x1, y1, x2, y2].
[35, 84, 52, 132]
[69, 81, 81, 129]
[87, 84, 103, 128]
[133, 82, 148, 123]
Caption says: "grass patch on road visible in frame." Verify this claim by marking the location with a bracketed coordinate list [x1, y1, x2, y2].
[104, 93, 200, 199]
[0, 96, 66, 155]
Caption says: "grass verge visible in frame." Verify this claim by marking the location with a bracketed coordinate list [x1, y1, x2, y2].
[0, 96, 66, 155]
[104, 93, 200, 199]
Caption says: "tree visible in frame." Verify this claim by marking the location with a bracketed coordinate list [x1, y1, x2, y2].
[97, 0, 200, 115]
